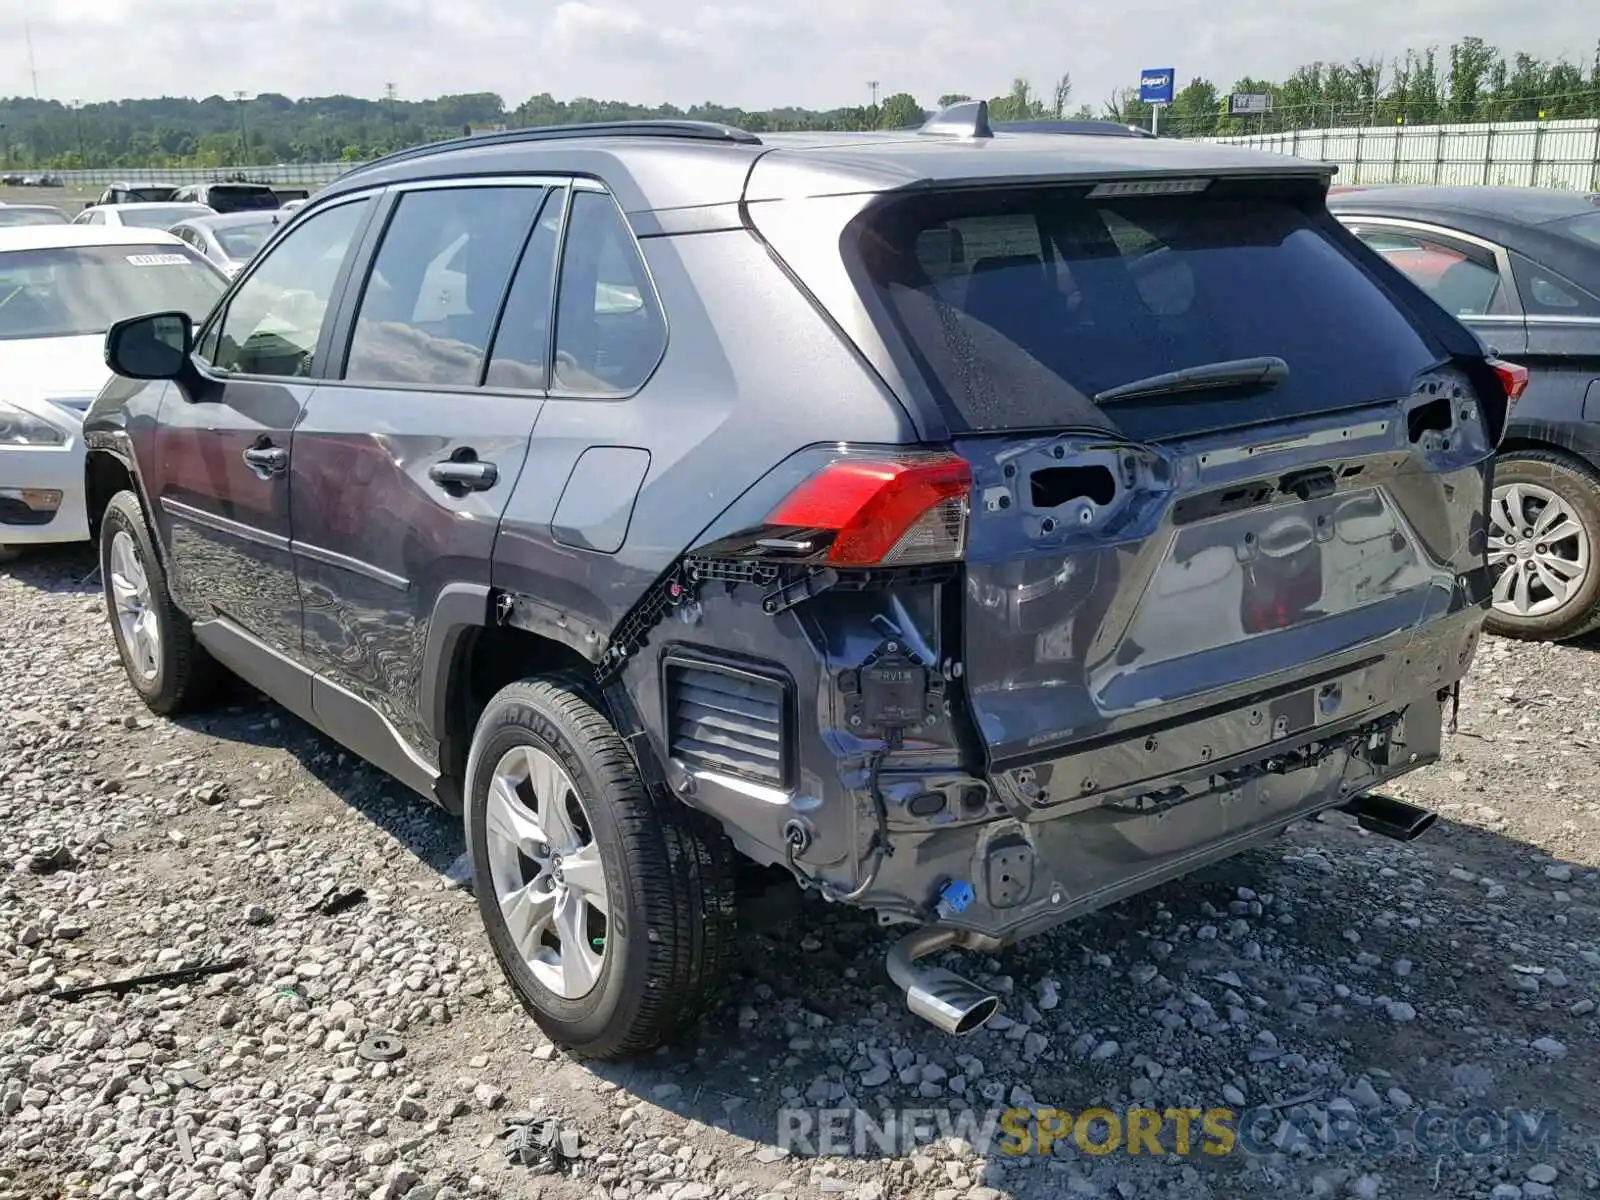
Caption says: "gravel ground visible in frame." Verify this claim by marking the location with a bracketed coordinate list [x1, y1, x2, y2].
[2, 545, 1597, 1200]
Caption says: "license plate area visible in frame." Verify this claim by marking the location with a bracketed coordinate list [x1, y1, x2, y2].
[998, 656, 1395, 812]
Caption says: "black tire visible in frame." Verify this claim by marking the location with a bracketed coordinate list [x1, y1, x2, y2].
[1484, 451, 1600, 642]
[0, 545, 18, 565]
[464, 679, 736, 1059]
[100, 490, 227, 714]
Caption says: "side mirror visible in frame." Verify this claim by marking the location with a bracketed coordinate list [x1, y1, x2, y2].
[105, 311, 193, 381]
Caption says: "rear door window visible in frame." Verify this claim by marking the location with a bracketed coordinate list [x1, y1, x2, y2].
[343, 185, 547, 388]
[1345, 224, 1510, 317]
[861, 188, 1443, 441]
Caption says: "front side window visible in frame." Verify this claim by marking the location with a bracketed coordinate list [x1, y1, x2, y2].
[551, 190, 666, 395]
[208, 199, 369, 377]
[344, 185, 547, 387]
[0, 245, 227, 341]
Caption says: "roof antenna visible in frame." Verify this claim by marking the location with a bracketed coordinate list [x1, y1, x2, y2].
[919, 99, 994, 140]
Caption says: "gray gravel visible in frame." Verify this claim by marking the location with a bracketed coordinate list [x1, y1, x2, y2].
[2, 546, 1598, 1200]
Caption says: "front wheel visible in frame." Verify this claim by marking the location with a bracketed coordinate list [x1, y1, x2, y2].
[464, 679, 736, 1059]
[100, 490, 226, 714]
[1485, 452, 1600, 642]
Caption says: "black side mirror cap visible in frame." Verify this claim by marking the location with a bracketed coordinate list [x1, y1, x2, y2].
[104, 311, 194, 381]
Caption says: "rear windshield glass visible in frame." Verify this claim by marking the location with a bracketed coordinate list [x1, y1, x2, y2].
[1562, 211, 1600, 251]
[117, 205, 213, 230]
[858, 188, 1441, 440]
[208, 186, 281, 212]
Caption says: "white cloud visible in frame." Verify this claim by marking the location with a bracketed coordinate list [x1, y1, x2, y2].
[6, 0, 1596, 113]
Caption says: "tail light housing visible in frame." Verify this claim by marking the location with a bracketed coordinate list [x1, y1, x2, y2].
[1489, 358, 1529, 405]
[754, 452, 973, 567]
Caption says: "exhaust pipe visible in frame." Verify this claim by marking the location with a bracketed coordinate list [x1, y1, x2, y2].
[1339, 792, 1437, 842]
[885, 926, 1001, 1035]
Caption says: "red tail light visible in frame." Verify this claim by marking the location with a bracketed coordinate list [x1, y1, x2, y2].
[1489, 358, 1529, 404]
[766, 454, 972, 567]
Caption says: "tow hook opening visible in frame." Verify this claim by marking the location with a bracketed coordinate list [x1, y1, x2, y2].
[885, 926, 1001, 1035]
[1339, 792, 1437, 841]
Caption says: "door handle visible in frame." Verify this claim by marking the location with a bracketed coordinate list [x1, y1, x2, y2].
[242, 444, 288, 477]
[429, 457, 498, 494]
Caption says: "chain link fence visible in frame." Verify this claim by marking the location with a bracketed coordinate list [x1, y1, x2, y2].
[1209, 117, 1600, 190]
[37, 163, 354, 188]
[35, 118, 1600, 193]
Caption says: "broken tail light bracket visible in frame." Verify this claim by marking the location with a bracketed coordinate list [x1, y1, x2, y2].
[759, 562, 960, 617]
[981, 438, 1171, 545]
[1403, 367, 1492, 469]
[595, 564, 698, 686]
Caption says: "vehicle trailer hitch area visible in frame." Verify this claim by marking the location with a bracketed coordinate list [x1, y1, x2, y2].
[1338, 792, 1437, 842]
[885, 926, 1001, 1035]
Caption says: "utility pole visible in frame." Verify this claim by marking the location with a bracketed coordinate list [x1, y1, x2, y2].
[868, 80, 880, 109]
[234, 91, 250, 163]
[384, 82, 399, 149]
[71, 100, 85, 167]
[23, 5, 39, 99]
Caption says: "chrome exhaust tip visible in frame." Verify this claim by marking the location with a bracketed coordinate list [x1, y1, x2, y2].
[1339, 792, 1437, 842]
[886, 926, 1001, 1035]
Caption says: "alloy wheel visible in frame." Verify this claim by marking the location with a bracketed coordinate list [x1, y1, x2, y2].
[483, 745, 609, 999]
[108, 530, 160, 681]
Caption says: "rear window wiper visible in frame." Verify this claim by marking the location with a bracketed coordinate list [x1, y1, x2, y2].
[1094, 356, 1290, 405]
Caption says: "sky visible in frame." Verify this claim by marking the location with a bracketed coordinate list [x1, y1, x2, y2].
[6, 0, 1597, 112]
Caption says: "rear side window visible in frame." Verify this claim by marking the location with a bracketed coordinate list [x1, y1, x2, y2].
[551, 190, 666, 395]
[859, 189, 1442, 440]
[1509, 251, 1600, 318]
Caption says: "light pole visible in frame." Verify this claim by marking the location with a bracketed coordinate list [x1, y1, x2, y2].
[233, 91, 251, 164]
[71, 100, 85, 168]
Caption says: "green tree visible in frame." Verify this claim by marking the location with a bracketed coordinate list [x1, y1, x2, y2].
[877, 92, 925, 129]
[1168, 77, 1221, 137]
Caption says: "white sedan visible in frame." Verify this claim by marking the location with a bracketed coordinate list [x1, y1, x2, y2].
[0, 225, 228, 560]
[72, 201, 215, 231]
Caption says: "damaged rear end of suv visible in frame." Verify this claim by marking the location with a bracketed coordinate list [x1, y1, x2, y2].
[637, 113, 1508, 1038]
[90, 110, 1509, 1060]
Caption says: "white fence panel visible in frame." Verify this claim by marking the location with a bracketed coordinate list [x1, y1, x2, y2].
[1210, 118, 1600, 191]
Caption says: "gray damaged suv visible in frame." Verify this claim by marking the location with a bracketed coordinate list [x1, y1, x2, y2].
[84, 102, 1514, 1058]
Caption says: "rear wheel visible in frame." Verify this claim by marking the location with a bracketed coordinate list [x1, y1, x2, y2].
[464, 679, 736, 1059]
[100, 490, 227, 713]
[1485, 451, 1600, 641]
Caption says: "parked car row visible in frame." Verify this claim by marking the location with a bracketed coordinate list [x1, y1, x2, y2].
[84, 179, 307, 214]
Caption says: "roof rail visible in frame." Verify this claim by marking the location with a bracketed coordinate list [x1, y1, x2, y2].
[919, 100, 994, 140]
[341, 119, 763, 178]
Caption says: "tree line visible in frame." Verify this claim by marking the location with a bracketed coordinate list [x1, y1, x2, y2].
[1, 35, 1597, 170]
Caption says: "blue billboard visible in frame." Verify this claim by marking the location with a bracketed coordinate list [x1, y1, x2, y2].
[1139, 68, 1176, 105]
